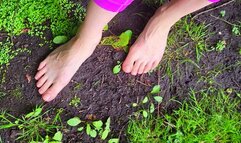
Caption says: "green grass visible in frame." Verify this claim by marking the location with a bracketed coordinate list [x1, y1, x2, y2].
[127, 89, 241, 143]
[0, 105, 63, 142]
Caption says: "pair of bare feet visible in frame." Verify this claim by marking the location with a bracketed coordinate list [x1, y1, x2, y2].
[35, 5, 171, 102]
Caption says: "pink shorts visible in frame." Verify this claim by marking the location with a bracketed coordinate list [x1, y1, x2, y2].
[94, 0, 220, 13]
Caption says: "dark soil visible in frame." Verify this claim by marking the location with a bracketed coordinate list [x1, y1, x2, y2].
[0, 0, 240, 142]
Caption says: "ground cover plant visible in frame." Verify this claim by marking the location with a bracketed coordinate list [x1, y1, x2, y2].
[127, 88, 241, 142]
[0, 0, 240, 142]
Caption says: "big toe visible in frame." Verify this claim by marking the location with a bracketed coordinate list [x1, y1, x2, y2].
[122, 56, 136, 73]
[42, 82, 65, 102]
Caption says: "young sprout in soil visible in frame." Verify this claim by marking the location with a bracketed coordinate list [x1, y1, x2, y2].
[215, 40, 226, 52]
[132, 85, 162, 118]
[113, 61, 122, 75]
[69, 96, 81, 107]
[239, 48, 241, 55]
[220, 10, 226, 17]
[232, 25, 241, 36]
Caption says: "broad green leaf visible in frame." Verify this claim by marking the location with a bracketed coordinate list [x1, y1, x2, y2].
[93, 120, 103, 130]
[101, 129, 110, 140]
[150, 103, 155, 113]
[86, 124, 91, 135]
[151, 85, 161, 94]
[154, 96, 163, 103]
[142, 97, 148, 104]
[67, 117, 81, 126]
[53, 36, 68, 44]
[25, 107, 42, 118]
[52, 131, 63, 141]
[132, 103, 138, 107]
[108, 138, 119, 143]
[32, 107, 42, 117]
[113, 30, 132, 48]
[142, 110, 148, 118]
[77, 127, 84, 132]
[90, 130, 97, 138]
[113, 65, 121, 74]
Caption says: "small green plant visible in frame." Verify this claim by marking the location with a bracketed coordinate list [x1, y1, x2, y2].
[215, 40, 226, 52]
[112, 61, 122, 75]
[69, 96, 81, 107]
[0, 105, 62, 142]
[67, 117, 119, 142]
[220, 10, 226, 17]
[132, 85, 162, 118]
[232, 25, 241, 35]
[101, 30, 133, 52]
[239, 48, 241, 55]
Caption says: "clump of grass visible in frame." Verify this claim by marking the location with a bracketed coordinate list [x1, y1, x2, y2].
[0, 105, 63, 142]
[0, 0, 85, 37]
[127, 89, 241, 142]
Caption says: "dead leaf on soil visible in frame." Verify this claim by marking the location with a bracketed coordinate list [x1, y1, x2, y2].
[85, 114, 97, 121]
[26, 74, 31, 83]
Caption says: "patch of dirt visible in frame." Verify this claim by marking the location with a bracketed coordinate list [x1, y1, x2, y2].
[0, 0, 240, 142]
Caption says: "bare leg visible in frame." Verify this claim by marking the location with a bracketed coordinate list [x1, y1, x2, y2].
[35, 1, 117, 102]
[122, 0, 213, 75]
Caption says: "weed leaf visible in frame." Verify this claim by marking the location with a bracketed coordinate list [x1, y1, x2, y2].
[105, 117, 111, 130]
[151, 85, 161, 94]
[0, 123, 16, 129]
[67, 117, 81, 126]
[52, 131, 63, 141]
[77, 127, 84, 132]
[25, 107, 42, 118]
[93, 120, 103, 131]
[154, 96, 163, 103]
[86, 124, 91, 135]
[150, 103, 155, 113]
[142, 97, 148, 104]
[90, 130, 97, 138]
[108, 138, 119, 143]
[53, 36, 68, 44]
[142, 110, 148, 118]
[103, 25, 109, 31]
[113, 65, 121, 74]
[132, 103, 138, 107]
[101, 129, 110, 140]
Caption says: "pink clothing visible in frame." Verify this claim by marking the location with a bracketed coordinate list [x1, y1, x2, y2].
[94, 0, 220, 13]
[94, 0, 134, 12]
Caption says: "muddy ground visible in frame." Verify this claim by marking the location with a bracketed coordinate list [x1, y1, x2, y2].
[0, 0, 240, 142]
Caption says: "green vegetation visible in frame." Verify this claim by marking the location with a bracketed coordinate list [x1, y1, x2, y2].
[69, 96, 81, 107]
[0, 39, 29, 67]
[215, 40, 226, 52]
[101, 30, 133, 52]
[67, 117, 119, 142]
[113, 61, 122, 75]
[0, 106, 63, 142]
[0, 0, 85, 37]
[127, 89, 241, 142]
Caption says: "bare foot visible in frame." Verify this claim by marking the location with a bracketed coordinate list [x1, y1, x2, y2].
[35, 34, 101, 102]
[122, 6, 171, 75]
